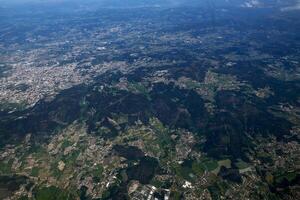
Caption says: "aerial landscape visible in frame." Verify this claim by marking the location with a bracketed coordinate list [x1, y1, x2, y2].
[0, 0, 299, 199]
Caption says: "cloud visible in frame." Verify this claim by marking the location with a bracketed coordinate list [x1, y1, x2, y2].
[281, 0, 300, 11]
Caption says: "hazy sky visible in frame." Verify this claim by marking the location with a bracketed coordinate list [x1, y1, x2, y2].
[0, 0, 207, 9]
[1, 0, 299, 10]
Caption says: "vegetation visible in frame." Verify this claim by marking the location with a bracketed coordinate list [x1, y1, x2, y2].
[34, 186, 74, 200]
